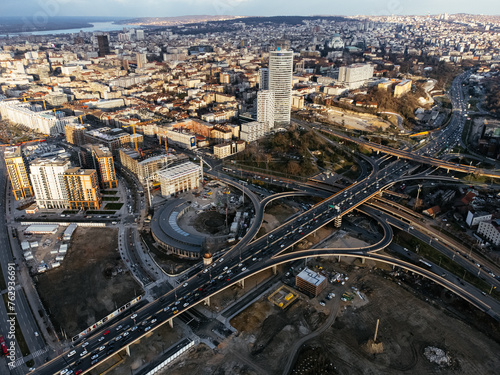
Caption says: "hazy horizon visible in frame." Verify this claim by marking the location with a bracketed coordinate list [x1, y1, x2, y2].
[1, 0, 499, 19]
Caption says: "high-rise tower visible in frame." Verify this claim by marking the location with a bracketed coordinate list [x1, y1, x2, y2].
[97, 35, 110, 57]
[268, 48, 293, 125]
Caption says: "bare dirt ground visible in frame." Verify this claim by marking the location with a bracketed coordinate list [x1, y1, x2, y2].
[293, 267, 500, 375]
[156, 250, 500, 375]
[36, 227, 142, 336]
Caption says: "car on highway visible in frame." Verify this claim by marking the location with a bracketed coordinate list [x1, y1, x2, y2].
[131, 313, 138, 319]
[131, 326, 138, 332]
[91, 354, 99, 360]
[103, 330, 110, 335]
[151, 318, 157, 324]
[219, 258, 224, 263]
[80, 350, 88, 357]
[144, 326, 151, 332]
[183, 302, 189, 307]
[183, 282, 189, 287]
[98, 336, 105, 342]
[99, 346, 106, 351]
[67, 350, 76, 357]
[81, 341, 89, 348]
[75, 370, 83, 375]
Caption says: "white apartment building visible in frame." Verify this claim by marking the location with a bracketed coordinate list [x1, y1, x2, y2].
[269, 49, 293, 124]
[257, 90, 275, 129]
[466, 211, 492, 228]
[0, 101, 78, 135]
[29, 156, 71, 209]
[240, 121, 269, 143]
[477, 221, 500, 246]
[338, 63, 374, 89]
[156, 162, 201, 197]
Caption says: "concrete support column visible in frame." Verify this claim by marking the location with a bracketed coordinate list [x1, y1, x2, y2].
[361, 257, 365, 264]
[272, 265, 277, 275]
[204, 296, 210, 306]
[334, 215, 342, 228]
[239, 279, 245, 289]
[168, 318, 173, 328]
[125, 345, 131, 356]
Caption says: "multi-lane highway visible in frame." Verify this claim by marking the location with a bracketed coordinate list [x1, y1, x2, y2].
[31, 70, 500, 375]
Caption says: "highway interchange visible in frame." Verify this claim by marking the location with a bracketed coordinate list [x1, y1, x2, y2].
[14, 70, 500, 374]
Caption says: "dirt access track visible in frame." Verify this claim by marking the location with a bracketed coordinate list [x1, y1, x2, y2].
[36, 227, 142, 336]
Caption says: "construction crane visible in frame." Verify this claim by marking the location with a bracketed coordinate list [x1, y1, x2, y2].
[122, 123, 139, 151]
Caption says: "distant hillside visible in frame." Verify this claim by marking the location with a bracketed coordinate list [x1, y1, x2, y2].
[116, 15, 243, 26]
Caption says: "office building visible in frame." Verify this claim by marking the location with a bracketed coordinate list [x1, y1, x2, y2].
[4, 146, 33, 200]
[136, 53, 147, 68]
[338, 63, 374, 89]
[63, 168, 101, 210]
[257, 90, 275, 129]
[136, 29, 144, 41]
[82, 144, 118, 189]
[156, 162, 202, 197]
[269, 49, 293, 124]
[213, 141, 245, 159]
[259, 68, 269, 90]
[97, 35, 111, 57]
[295, 267, 327, 297]
[30, 156, 71, 209]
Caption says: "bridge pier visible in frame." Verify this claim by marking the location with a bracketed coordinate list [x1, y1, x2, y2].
[361, 257, 365, 264]
[125, 344, 131, 356]
[204, 296, 211, 306]
[239, 279, 245, 289]
[168, 318, 173, 328]
[272, 265, 277, 275]
[334, 215, 342, 228]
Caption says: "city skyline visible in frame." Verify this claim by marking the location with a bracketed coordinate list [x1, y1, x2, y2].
[1, 0, 500, 18]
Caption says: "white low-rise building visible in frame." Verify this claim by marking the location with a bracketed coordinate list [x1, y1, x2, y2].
[477, 220, 500, 246]
[240, 121, 269, 143]
[156, 162, 201, 197]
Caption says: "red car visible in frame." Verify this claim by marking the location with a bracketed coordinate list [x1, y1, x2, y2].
[75, 370, 83, 375]
[103, 330, 110, 335]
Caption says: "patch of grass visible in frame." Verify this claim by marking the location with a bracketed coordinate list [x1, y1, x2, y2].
[2, 294, 31, 356]
[102, 196, 120, 201]
[104, 203, 123, 210]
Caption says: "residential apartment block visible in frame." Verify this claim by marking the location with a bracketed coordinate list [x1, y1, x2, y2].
[4, 146, 33, 200]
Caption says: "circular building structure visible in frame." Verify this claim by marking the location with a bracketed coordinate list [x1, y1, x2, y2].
[151, 199, 205, 259]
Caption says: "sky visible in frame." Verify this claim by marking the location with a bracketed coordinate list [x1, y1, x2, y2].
[1, 0, 499, 19]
